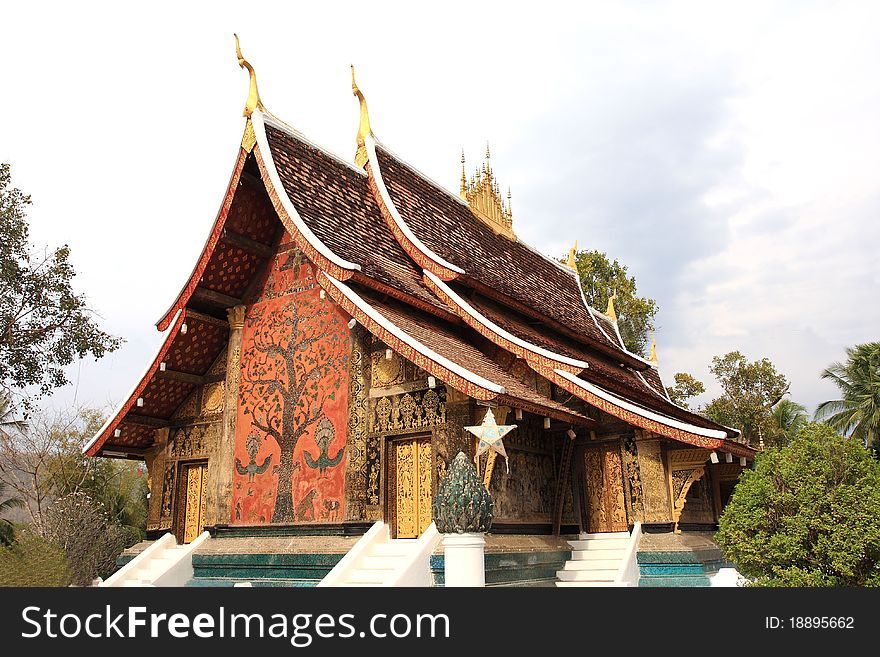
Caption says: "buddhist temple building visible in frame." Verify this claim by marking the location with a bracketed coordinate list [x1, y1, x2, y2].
[85, 39, 757, 586]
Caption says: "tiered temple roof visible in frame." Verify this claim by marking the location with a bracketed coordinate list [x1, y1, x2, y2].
[85, 49, 753, 460]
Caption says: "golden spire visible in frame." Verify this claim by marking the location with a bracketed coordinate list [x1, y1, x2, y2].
[234, 34, 264, 118]
[461, 144, 515, 239]
[648, 334, 658, 364]
[460, 150, 467, 199]
[351, 65, 373, 168]
[567, 240, 579, 269]
[606, 290, 618, 322]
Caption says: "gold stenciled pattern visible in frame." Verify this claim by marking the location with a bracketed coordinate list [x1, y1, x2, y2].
[183, 464, 208, 543]
[344, 327, 370, 520]
[393, 437, 433, 538]
[370, 389, 446, 434]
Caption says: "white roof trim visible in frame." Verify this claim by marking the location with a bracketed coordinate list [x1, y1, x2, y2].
[252, 112, 361, 272]
[261, 112, 367, 177]
[554, 368, 728, 440]
[324, 273, 505, 394]
[425, 270, 589, 370]
[365, 136, 465, 275]
[82, 310, 184, 455]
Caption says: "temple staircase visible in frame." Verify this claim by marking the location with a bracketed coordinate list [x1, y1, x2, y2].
[318, 521, 440, 587]
[100, 532, 210, 587]
[555, 523, 642, 587]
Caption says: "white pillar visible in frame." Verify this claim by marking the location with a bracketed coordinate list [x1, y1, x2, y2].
[442, 533, 486, 587]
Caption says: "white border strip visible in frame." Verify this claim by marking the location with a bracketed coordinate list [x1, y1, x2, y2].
[324, 273, 504, 394]
[425, 270, 589, 370]
[262, 112, 367, 177]
[82, 310, 184, 455]
[365, 136, 465, 275]
[253, 112, 361, 272]
[554, 368, 728, 440]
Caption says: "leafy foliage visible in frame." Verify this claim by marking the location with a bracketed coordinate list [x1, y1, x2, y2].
[0, 163, 121, 407]
[0, 481, 24, 546]
[666, 372, 706, 409]
[769, 399, 808, 446]
[0, 529, 71, 587]
[716, 423, 880, 586]
[703, 351, 789, 446]
[816, 342, 880, 452]
[567, 249, 658, 356]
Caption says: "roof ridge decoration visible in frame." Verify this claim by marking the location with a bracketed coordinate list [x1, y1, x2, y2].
[461, 145, 515, 239]
[648, 334, 658, 364]
[605, 290, 618, 322]
[351, 65, 373, 168]
[235, 34, 265, 118]
[566, 240, 578, 269]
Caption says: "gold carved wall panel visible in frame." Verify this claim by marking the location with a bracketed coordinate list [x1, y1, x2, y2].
[636, 439, 672, 522]
[582, 443, 628, 533]
[391, 437, 432, 538]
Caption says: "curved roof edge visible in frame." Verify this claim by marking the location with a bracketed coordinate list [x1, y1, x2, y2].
[423, 270, 587, 374]
[252, 112, 362, 279]
[549, 368, 734, 450]
[84, 310, 186, 456]
[364, 137, 464, 281]
[320, 272, 503, 400]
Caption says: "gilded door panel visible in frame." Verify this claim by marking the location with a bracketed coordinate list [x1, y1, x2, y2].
[392, 437, 432, 538]
[183, 463, 207, 543]
[583, 444, 628, 533]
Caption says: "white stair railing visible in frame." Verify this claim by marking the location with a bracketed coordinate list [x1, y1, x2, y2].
[100, 531, 209, 587]
[317, 521, 388, 587]
[386, 522, 440, 587]
[612, 522, 642, 587]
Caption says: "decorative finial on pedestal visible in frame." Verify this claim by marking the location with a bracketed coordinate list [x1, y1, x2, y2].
[234, 34, 265, 118]
[432, 452, 493, 534]
[648, 334, 658, 364]
[606, 290, 618, 322]
[460, 150, 467, 199]
[351, 65, 374, 168]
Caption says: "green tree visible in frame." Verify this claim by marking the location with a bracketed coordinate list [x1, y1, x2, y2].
[666, 372, 705, 409]
[0, 163, 121, 408]
[815, 342, 880, 452]
[770, 398, 808, 446]
[0, 481, 24, 547]
[716, 423, 880, 586]
[0, 530, 71, 586]
[567, 249, 658, 356]
[703, 351, 789, 446]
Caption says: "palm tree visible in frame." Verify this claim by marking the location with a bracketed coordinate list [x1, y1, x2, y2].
[770, 398, 808, 445]
[815, 342, 880, 450]
[0, 481, 25, 546]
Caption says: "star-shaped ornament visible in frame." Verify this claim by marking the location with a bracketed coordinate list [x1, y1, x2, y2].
[465, 408, 517, 473]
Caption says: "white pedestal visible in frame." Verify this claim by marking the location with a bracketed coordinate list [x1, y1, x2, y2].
[442, 533, 486, 587]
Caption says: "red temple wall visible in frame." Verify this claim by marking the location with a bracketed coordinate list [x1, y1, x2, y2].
[231, 246, 350, 525]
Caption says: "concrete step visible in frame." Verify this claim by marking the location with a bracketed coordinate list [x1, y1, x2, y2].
[345, 569, 389, 585]
[568, 538, 629, 550]
[360, 556, 399, 570]
[562, 559, 621, 571]
[371, 541, 416, 557]
[578, 532, 629, 540]
[556, 569, 618, 582]
[555, 581, 621, 588]
[571, 548, 626, 560]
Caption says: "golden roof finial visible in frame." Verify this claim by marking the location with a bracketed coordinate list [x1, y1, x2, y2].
[507, 187, 512, 220]
[648, 334, 658, 364]
[460, 150, 467, 199]
[351, 65, 373, 168]
[567, 240, 579, 269]
[606, 290, 618, 322]
[234, 34, 264, 118]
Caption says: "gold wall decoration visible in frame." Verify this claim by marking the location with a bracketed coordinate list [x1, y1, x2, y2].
[621, 434, 644, 523]
[461, 145, 515, 239]
[368, 389, 447, 435]
[169, 424, 218, 460]
[671, 467, 705, 532]
[636, 438, 671, 522]
[159, 462, 176, 526]
[202, 381, 225, 416]
[344, 326, 370, 521]
[241, 119, 257, 153]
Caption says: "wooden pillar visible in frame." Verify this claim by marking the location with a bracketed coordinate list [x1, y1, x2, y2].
[144, 429, 168, 532]
[204, 305, 246, 527]
[552, 432, 577, 536]
[710, 463, 723, 522]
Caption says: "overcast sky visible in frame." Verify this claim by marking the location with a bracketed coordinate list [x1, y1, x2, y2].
[3, 1, 878, 417]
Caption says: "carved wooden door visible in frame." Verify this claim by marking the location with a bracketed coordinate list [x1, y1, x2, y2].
[175, 462, 208, 544]
[583, 444, 628, 533]
[390, 436, 433, 538]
